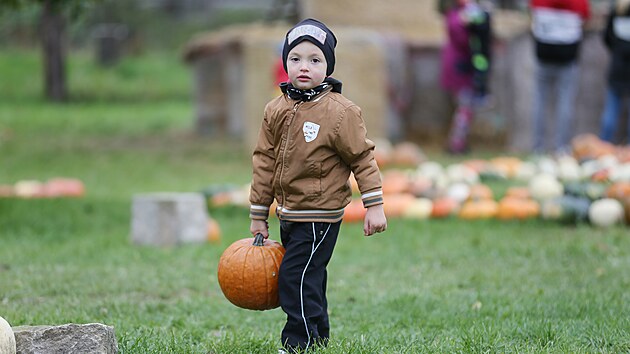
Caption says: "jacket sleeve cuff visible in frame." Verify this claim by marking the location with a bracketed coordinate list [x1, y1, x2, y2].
[361, 189, 383, 208]
[249, 204, 270, 220]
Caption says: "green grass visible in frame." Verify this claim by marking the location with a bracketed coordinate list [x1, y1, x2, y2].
[1, 49, 630, 353]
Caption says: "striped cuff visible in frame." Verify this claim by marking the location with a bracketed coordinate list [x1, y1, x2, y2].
[361, 189, 383, 208]
[249, 204, 270, 220]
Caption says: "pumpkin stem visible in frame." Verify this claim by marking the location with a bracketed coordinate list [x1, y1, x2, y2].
[253, 233, 265, 246]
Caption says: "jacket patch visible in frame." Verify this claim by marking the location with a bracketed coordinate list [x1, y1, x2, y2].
[303, 121, 320, 143]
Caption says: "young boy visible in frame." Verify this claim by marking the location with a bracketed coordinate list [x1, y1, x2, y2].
[249, 18, 387, 353]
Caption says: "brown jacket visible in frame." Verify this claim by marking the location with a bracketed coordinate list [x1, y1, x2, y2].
[249, 87, 383, 222]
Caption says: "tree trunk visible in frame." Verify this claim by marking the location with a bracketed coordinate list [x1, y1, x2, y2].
[41, 0, 67, 102]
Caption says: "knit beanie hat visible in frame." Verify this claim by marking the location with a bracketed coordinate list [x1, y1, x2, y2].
[282, 18, 337, 76]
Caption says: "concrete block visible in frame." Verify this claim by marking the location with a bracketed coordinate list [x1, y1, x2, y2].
[131, 192, 209, 247]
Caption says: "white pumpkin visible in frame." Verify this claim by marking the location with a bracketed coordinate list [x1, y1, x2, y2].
[528, 174, 564, 200]
[597, 154, 619, 170]
[446, 164, 479, 184]
[608, 163, 630, 182]
[402, 198, 433, 219]
[557, 156, 581, 181]
[417, 161, 444, 182]
[589, 198, 625, 227]
[515, 161, 538, 181]
[447, 183, 471, 203]
[14, 180, 45, 198]
[536, 157, 558, 177]
[0, 316, 16, 354]
[580, 159, 604, 180]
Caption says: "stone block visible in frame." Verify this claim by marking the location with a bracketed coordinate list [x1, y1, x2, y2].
[13, 323, 117, 354]
[131, 192, 209, 247]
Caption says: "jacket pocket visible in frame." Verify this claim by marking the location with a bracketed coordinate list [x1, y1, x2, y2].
[307, 162, 322, 197]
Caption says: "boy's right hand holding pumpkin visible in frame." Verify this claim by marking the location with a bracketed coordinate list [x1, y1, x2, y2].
[250, 219, 269, 239]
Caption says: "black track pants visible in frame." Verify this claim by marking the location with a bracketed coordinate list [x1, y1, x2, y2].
[278, 220, 341, 352]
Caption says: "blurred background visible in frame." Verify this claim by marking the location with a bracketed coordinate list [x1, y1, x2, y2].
[0, 0, 616, 154]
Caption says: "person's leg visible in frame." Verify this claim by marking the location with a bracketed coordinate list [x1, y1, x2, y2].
[447, 88, 473, 153]
[532, 61, 553, 153]
[278, 221, 340, 352]
[555, 62, 579, 152]
[600, 87, 622, 143]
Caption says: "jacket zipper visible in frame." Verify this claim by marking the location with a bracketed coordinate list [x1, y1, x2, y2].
[279, 101, 301, 209]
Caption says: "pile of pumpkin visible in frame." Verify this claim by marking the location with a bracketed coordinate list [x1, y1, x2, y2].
[203, 136, 630, 227]
[343, 135, 630, 227]
[0, 178, 85, 199]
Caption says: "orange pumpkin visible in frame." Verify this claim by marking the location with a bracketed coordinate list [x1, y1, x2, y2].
[348, 174, 360, 194]
[571, 134, 616, 161]
[490, 157, 522, 179]
[383, 193, 415, 218]
[462, 159, 490, 174]
[343, 198, 366, 223]
[391, 142, 426, 167]
[605, 181, 630, 200]
[496, 197, 540, 220]
[468, 184, 494, 201]
[44, 178, 85, 198]
[382, 170, 411, 195]
[431, 197, 460, 218]
[217, 234, 285, 310]
[504, 186, 531, 200]
[459, 199, 498, 219]
[207, 218, 222, 244]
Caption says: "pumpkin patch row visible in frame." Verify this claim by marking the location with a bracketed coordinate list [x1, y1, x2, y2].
[0, 178, 85, 199]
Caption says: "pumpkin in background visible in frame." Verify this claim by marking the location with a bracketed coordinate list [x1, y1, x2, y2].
[0, 185, 14, 198]
[217, 234, 285, 310]
[462, 159, 489, 174]
[446, 182, 471, 203]
[458, 199, 498, 220]
[588, 198, 625, 228]
[605, 181, 630, 200]
[383, 193, 415, 218]
[504, 186, 531, 200]
[207, 218, 222, 244]
[571, 133, 616, 161]
[402, 198, 433, 219]
[408, 175, 433, 198]
[13, 180, 46, 198]
[564, 181, 607, 201]
[496, 197, 539, 220]
[540, 196, 590, 224]
[528, 174, 564, 201]
[391, 141, 426, 167]
[468, 184, 494, 201]
[348, 173, 360, 194]
[490, 156, 522, 179]
[44, 178, 85, 198]
[382, 170, 411, 195]
[431, 197, 460, 218]
[343, 198, 366, 223]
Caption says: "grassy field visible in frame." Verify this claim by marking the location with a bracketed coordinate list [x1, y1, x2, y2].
[1, 49, 630, 353]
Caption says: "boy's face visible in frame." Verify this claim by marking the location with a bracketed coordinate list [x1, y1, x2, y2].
[286, 41, 327, 90]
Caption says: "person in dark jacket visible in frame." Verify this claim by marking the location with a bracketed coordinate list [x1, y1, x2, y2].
[599, 0, 630, 144]
[529, 0, 590, 154]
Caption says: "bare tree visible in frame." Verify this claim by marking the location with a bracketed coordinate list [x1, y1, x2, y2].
[2, 0, 90, 102]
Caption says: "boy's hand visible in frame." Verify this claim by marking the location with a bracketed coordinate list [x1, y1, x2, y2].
[364, 204, 387, 236]
[250, 219, 269, 239]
